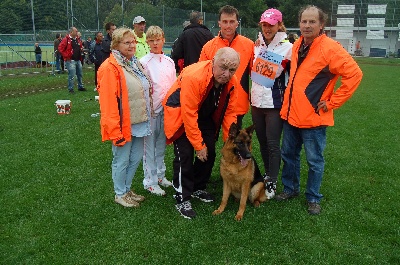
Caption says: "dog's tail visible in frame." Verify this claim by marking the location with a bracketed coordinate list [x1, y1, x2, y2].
[249, 182, 268, 203]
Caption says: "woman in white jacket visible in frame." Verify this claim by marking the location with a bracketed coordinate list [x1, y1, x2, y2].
[250, 8, 292, 199]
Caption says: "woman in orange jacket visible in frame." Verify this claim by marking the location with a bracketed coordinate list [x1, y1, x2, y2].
[97, 27, 153, 208]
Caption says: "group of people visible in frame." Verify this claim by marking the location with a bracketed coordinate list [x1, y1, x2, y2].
[95, 4, 363, 219]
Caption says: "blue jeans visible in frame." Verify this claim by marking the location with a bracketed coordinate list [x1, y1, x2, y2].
[281, 121, 326, 203]
[111, 137, 144, 197]
[35, 54, 42, 64]
[55, 52, 61, 71]
[65, 60, 83, 91]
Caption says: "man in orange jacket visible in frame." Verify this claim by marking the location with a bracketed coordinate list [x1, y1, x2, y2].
[199, 5, 254, 128]
[276, 5, 363, 215]
[163, 47, 240, 219]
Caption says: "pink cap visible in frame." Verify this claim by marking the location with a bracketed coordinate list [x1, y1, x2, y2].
[260, 8, 282, 25]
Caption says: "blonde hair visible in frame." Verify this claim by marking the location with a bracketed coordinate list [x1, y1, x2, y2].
[111, 27, 136, 50]
[146, 25, 164, 39]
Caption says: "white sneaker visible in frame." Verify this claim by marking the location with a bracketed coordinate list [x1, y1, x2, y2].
[114, 194, 139, 207]
[146, 185, 166, 196]
[265, 182, 277, 199]
[158, 178, 172, 187]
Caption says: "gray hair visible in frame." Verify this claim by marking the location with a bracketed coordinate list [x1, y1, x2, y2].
[189, 11, 203, 24]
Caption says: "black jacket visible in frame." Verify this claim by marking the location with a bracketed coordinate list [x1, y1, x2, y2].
[171, 23, 214, 72]
[100, 33, 112, 63]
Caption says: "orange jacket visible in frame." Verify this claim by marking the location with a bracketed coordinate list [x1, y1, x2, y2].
[281, 34, 363, 128]
[163, 60, 239, 151]
[199, 32, 254, 115]
[97, 54, 133, 144]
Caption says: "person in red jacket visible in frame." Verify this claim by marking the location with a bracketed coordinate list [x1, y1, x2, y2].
[58, 27, 85, 93]
[275, 5, 363, 215]
[199, 5, 254, 129]
[163, 47, 240, 219]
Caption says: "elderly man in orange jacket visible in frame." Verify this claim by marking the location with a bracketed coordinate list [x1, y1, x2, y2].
[199, 5, 254, 128]
[163, 47, 240, 219]
[276, 5, 363, 215]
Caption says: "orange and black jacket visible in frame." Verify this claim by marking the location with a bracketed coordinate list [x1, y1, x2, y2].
[199, 32, 254, 116]
[163, 60, 239, 151]
[281, 34, 363, 128]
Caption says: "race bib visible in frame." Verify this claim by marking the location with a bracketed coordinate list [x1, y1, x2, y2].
[251, 48, 283, 88]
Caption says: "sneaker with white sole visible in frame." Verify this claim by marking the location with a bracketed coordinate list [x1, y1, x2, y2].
[265, 181, 277, 199]
[175, 201, 196, 219]
[115, 194, 139, 208]
[192, 190, 215, 202]
[146, 185, 166, 196]
[158, 178, 172, 187]
[126, 190, 145, 202]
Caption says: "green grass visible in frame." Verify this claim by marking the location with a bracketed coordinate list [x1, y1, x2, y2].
[0, 45, 55, 64]
[0, 58, 399, 264]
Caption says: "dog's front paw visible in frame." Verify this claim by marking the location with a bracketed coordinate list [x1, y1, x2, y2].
[234, 214, 243, 221]
[212, 209, 222, 215]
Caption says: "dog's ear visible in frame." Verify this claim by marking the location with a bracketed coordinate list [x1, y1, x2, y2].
[245, 124, 256, 136]
[228, 122, 238, 138]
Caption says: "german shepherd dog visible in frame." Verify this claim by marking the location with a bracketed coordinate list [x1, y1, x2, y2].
[213, 123, 267, 221]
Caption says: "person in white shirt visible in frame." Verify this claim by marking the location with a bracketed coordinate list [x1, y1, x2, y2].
[250, 8, 292, 199]
[140, 26, 177, 196]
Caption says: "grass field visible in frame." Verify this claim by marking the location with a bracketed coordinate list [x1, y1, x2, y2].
[0, 45, 55, 65]
[0, 58, 399, 264]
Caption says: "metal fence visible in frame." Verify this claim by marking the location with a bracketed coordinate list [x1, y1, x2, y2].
[1, 1, 399, 75]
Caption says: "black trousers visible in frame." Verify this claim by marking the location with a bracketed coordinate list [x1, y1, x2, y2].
[172, 128, 216, 203]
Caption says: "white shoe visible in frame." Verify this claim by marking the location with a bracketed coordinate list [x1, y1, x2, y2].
[158, 178, 172, 187]
[146, 185, 166, 196]
[265, 182, 277, 199]
[115, 194, 139, 207]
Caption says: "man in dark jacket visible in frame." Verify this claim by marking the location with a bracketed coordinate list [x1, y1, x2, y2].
[53, 33, 64, 73]
[90, 31, 104, 87]
[171, 11, 214, 73]
[100, 22, 116, 62]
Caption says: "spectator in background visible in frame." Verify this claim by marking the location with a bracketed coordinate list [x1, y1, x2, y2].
[101, 22, 116, 62]
[97, 27, 151, 208]
[199, 5, 254, 129]
[83, 36, 93, 64]
[77, 32, 84, 66]
[58, 26, 85, 93]
[54, 33, 63, 73]
[90, 31, 104, 88]
[171, 21, 190, 73]
[140, 26, 177, 196]
[34, 42, 42, 68]
[288, 33, 299, 44]
[132, 16, 150, 59]
[171, 11, 214, 73]
[276, 5, 363, 215]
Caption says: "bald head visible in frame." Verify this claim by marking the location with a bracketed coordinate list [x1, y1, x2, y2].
[212, 47, 240, 86]
[214, 47, 240, 70]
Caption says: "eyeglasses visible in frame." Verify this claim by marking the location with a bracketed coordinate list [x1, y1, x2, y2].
[120, 41, 137, 46]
